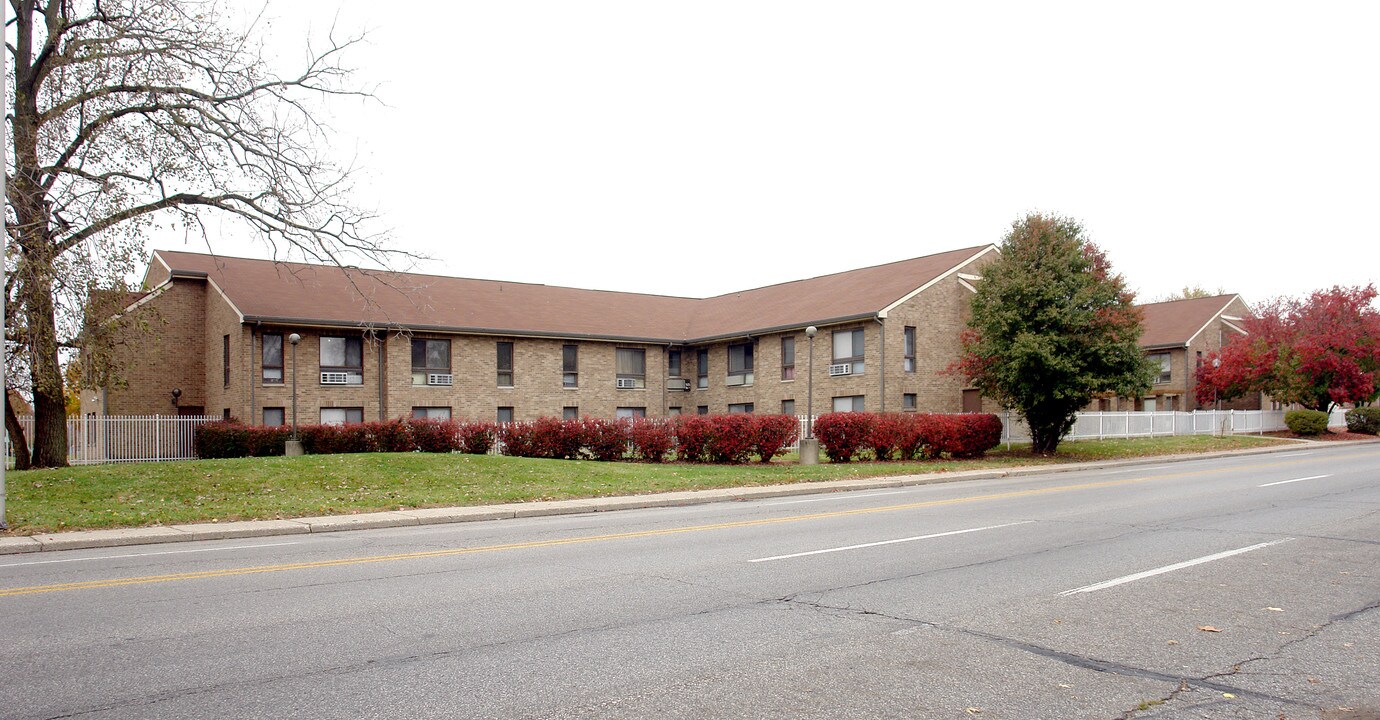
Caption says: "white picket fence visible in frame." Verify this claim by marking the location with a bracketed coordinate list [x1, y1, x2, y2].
[995, 409, 1350, 445]
[7, 415, 216, 466]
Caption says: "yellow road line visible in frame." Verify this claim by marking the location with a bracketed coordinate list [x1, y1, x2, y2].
[3, 451, 1373, 599]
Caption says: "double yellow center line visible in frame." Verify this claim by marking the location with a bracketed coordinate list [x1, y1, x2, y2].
[2, 451, 1370, 598]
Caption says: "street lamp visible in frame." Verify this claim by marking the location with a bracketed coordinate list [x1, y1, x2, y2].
[800, 326, 820, 465]
[286, 333, 304, 456]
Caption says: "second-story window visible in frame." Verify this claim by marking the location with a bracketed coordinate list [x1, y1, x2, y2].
[696, 348, 708, 389]
[668, 349, 682, 378]
[781, 337, 795, 381]
[320, 336, 363, 385]
[412, 339, 451, 386]
[1149, 352, 1172, 384]
[727, 342, 754, 385]
[616, 348, 646, 389]
[497, 342, 514, 387]
[832, 328, 865, 374]
[223, 335, 231, 387]
[903, 326, 916, 373]
[563, 344, 578, 388]
[262, 333, 284, 384]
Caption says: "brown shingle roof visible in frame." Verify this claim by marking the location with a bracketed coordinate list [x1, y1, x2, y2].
[1138, 295, 1242, 348]
[151, 245, 993, 343]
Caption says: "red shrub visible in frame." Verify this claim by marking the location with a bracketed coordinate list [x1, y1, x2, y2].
[580, 417, 631, 461]
[410, 418, 461, 453]
[950, 414, 1003, 458]
[455, 421, 496, 455]
[630, 418, 675, 462]
[673, 415, 716, 462]
[813, 412, 876, 463]
[497, 422, 540, 458]
[244, 426, 291, 456]
[894, 415, 928, 460]
[866, 414, 908, 461]
[751, 414, 799, 463]
[371, 419, 415, 453]
[706, 413, 755, 464]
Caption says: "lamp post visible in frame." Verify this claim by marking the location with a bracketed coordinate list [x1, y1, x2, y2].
[286, 333, 304, 456]
[800, 326, 820, 465]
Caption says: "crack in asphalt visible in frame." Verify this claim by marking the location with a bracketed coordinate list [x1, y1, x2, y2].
[768, 596, 1319, 715]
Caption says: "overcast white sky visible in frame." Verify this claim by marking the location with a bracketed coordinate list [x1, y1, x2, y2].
[192, 1, 1379, 306]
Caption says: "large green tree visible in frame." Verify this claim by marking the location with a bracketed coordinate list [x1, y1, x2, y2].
[7, 0, 389, 467]
[956, 213, 1154, 454]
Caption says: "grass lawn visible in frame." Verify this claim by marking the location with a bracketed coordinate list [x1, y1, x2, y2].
[2, 434, 1288, 534]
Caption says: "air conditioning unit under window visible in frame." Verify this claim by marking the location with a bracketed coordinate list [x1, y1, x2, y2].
[428, 373, 454, 386]
[725, 374, 746, 387]
[828, 363, 852, 376]
[616, 378, 640, 389]
[321, 371, 350, 385]
[667, 378, 690, 391]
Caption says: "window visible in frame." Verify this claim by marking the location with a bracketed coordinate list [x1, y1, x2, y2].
[563, 406, 579, 420]
[832, 328, 865, 373]
[497, 406, 514, 423]
[616, 406, 646, 419]
[1196, 350, 1204, 370]
[781, 337, 796, 381]
[727, 342, 754, 384]
[728, 403, 754, 414]
[411, 407, 452, 420]
[697, 405, 709, 415]
[668, 406, 682, 416]
[833, 395, 865, 412]
[411, 339, 451, 386]
[903, 327, 916, 373]
[903, 393, 917, 410]
[320, 336, 364, 385]
[781, 399, 795, 415]
[262, 333, 284, 384]
[562, 344, 578, 388]
[263, 407, 285, 426]
[223, 335, 231, 387]
[222, 408, 231, 420]
[320, 407, 364, 425]
[697, 348, 709, 389]
[497, 342, 514, 387]
[1149, 352, 1172, 384]
[668, 349, 682, 378]
[616, 348, 646, 388]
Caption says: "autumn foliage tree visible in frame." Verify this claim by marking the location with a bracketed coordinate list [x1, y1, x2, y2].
[1196, 285, 1380, 412]
[955, 213, 1154, 455]
[7, 0, 389, 467]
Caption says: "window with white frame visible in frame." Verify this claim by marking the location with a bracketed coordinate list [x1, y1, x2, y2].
[320, 407, 364, 425]
[412, 339, 451, 386]
[832, 328, 865, 373]
[320, 337, 364, 385]
[1149, 352, 1172, 384]
[832, 395, 865, 412]
[616, 348, 646, 388]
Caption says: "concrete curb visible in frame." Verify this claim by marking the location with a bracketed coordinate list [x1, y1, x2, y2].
[4, 437, 1372, 556]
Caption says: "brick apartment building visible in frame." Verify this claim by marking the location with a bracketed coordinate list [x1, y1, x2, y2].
[1096, 294, 1262, 412]
[83, 245, 1001, 425]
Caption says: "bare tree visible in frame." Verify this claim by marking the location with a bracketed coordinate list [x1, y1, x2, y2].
[6, 0, 393, 467]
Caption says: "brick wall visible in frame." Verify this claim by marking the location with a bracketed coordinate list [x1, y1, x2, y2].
[89, 279, 208, 416]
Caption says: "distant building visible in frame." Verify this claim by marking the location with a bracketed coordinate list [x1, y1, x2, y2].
[83, 245, 1000, 424]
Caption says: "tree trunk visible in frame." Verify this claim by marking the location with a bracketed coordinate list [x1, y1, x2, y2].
[4, 397, 32, 471]
[23, 256, 69, 468]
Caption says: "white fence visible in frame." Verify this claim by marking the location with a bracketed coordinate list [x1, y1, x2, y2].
[7, 415, 216, 466]
[997, 409, 1350, 445]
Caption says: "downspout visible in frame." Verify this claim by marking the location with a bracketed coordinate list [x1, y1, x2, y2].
[378, 334, 387, 421]
[663, 343, 671, 417]
[250, 323, 258, 425]
[874, 316, 885, 413]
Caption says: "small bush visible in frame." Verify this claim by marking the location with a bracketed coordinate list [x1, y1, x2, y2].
[194, 421, 249, 459]
[703, 413, 754, 463]
[371, 419, 415, 453]
[674, 415, 716, 462]
[244, 426, 291, 457]
[1345, 406, 1380, 435]
[750, 414, 799, 463]
[866, 414, 907, 461]
[411, 419, 461, 453]
[580, 417, 631, 461]
[455, 421, 496, 454]
[630, 418, 674, 462]
[813, 412, 875, 463]
[949, 414, 1003, 458]
[1285, 409, 1329, 436]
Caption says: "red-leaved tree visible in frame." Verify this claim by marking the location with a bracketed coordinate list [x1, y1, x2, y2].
[1196, 285, 1380, 412]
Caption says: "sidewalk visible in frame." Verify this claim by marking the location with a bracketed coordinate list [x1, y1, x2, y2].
[0, 439, 1358, 556]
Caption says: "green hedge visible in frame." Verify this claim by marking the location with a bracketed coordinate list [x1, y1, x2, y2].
[1284, 409, 1329, 436]
[1345, 407, 1380, 435]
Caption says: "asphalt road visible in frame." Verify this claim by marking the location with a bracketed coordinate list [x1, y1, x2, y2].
[2, 445, 1378, 720]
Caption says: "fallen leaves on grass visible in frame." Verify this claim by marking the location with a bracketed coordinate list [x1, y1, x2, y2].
[1198, 625, 1223, 633]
